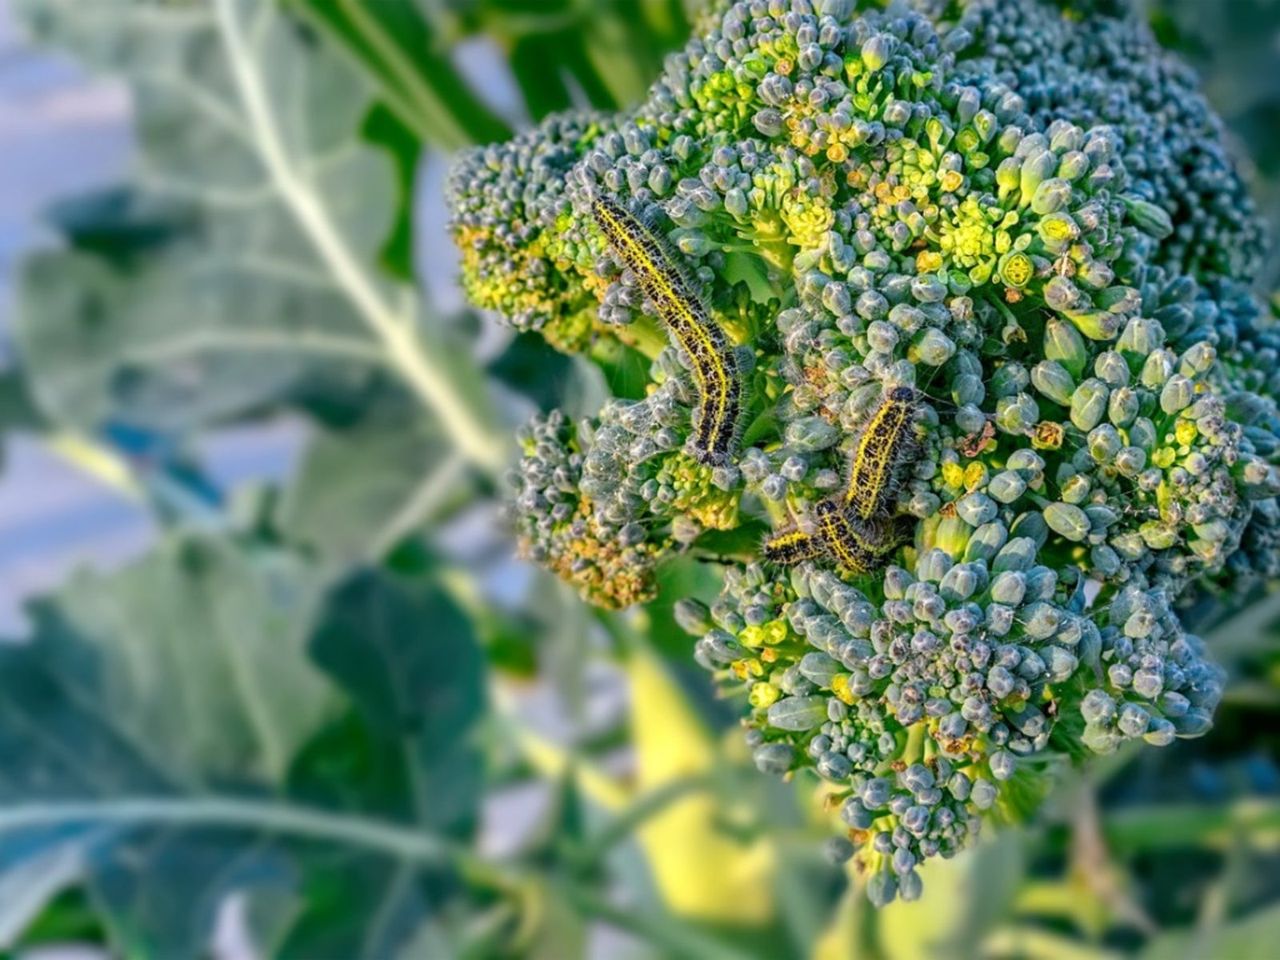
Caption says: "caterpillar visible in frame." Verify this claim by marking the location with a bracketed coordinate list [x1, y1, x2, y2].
[813, 500, 911, 575]
[844, 385, 922, 520]
[591, 195, 742, 465]
[762, 526, 825, 565]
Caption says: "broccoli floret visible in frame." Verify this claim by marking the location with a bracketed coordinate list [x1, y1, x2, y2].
[449, 0, 1279, 905]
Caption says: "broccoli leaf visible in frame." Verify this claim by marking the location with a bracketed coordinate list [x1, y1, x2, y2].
[0, 534, 486, 957]
[12, 0, 500, 469]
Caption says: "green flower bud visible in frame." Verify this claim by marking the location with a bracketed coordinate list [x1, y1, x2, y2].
[940, 563, 983, 601]
[860, 34, 893, 72]
[1044, 502, 1090, 542]
[768, 695, 830, 731]
[799, 652, 841, 686]
[932, 515, 973, 558]
[1094, 351, 1130, 386]
[1031, 177, 1073, 215]
[1071, 378, 1109, 431]
[1124, 197, 1174, 239]
[988, 470, 1028, 504]
[1031, 360, 1075, 406]
[1088, 424, 1122, 462]
[1010, 510, 1050, 547]
[1066, 309, 1121, 341]
[911, 327, 957, 366]
[1060, 473, 1091, 504]
[1084, 504, 1119, 531]
[996, 393, 1040, 434]
[674, 598, 712, 634]
[1129, 418, 1158, 451]
[1007, 449, 1046, 475]
[1139, 521, 1179, 550]
[1045, 317, 1088, 377]
[1020, 149, 1058, 201]
[990, 570, 1027, 605]
[1179, 342, 1216, 377]
[1090, 544, 1122, 576]
[1118, 316, 1166, 358]
[964, 522, 1009, 563]
[952, 373, 986, 406]
[786, 416, 840, 451]
[992, 536, 1038, 573]
[1108, 387, 1140, 427]
[1160, 375, 1195, 415]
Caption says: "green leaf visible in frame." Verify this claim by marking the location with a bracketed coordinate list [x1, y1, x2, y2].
[0, 535, 490, 956]
[307, 566, 487, 836]
[14, 0, 503, 472]
[1140, 903, 1280, 960]
[278, 408, 470, 566]
[0, 534, 332, 954]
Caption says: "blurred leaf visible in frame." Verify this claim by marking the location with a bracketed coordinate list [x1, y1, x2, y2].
[0, 535, 493, 955]
[489, 331, 578, 411]
[0, 534, 333, 954]
[1103, 800, 1280, 854]
[589, 337, 653, 402]
[9, 889, 105, 951]
[285, 0, 511, 149]
[14, 0, 502, 469]
[0, 837, 89, 949]
[307, 565, 487, 837]
[876, 832, 1025, 960]
[278, 408, 470, 566]
[1140, 903, 1280, 960]
[812, 887, 873, 960]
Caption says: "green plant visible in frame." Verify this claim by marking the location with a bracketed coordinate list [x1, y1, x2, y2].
[3, 0, 1280, 956]
[447, 0, 1280, 907]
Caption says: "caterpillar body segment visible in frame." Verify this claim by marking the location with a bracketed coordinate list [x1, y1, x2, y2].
[813, 500, 910, 575]
[762, 526, 825, 566]
[591, 195, 742, 464]
[844, 386, 922, 520]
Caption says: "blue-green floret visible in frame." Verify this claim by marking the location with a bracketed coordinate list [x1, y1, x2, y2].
[934, 0, 1267, 286]
[450, 0, 1280, 907]
[447, 112, 615, 352]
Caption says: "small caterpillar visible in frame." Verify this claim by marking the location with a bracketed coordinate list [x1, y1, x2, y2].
[762, 526, 825, 565]
[592, 196, 742, 465]
[813, 500, 911, 574]
[844, 386, 922, 520]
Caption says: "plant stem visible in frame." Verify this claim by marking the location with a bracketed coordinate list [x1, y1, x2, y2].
[0, 796, 502, 882]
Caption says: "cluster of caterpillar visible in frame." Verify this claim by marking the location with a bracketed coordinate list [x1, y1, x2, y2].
[592, 196, 742, 466]
[763, 386, 923, 575]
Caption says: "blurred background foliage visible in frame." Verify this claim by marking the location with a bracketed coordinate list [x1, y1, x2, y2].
[0, 0, 1278, 958]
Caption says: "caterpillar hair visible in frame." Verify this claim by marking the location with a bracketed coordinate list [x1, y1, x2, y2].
[844, 385, 922, 520]
[813, 500, 911, 575]
[592, 195, 742, 465]
[762, 526, 825, 566]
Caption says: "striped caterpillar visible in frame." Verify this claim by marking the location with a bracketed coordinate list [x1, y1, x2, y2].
[591, 195, 742, 465]
[762, 526, 827, 565]
[764, 502, 913, 574]
[813, 500, 911, 574]
[844, 386, 922, 521]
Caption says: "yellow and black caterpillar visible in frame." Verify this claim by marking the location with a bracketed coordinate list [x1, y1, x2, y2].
[844, 386, 921, 521]
[592, 195, 742, 465]
[763, 501, 912, 574]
